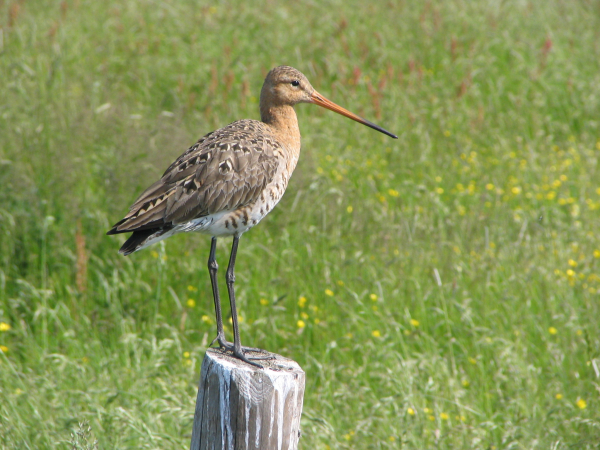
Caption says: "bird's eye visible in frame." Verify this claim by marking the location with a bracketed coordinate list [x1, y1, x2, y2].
[291, 80, 300, 87]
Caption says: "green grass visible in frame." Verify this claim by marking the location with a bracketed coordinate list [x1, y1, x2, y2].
[1, 0, 600, 448]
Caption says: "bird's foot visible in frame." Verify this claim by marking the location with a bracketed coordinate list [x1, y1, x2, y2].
[210, 333, 267, 354]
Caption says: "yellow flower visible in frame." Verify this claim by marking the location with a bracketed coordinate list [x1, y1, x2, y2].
[568, 259, 577, 267]
[151, 251, 159, 258]
[511, 186, 521, 195]
[423, 407, 431, 413]
[346, 205, 353, 213]
[186, 299, 196, 308]
[428, 415, 435, 421]
[435, 187, 444, 194]
[486, 183, 494, 190]
[555, 393, 563, 400]
[388, 436, 396, 442]
[468, 357, 477, 365]
[403, 330, 411, 336]
[576, 398, 587, 409]
[576, 329, 583, 336]
[388, 188, 400, 197]
[444, 130, 451, 137]
[0, 345, 8, 353]
[0, 322, 11, 332]
[324, 289, 334, 297]
[369, 293, 378, 301]
[297, 320, 306, 328]
[410, 319, 420, 327]
[314, 318, 320, 325]
[440, 413, 449, 420]
[407, 407, 415, 415]
[201, 315, 212, 324]
[371, 330, 381, 338]
[183, 351, 190, 358]
[82, 357, 89, 364]
[300, 312, 309, 320]
[260, 298, 269, 306]
[337, 280, 345, 286]
[594, 250, 600, 258]
[462, 380, 470, 387]
[548, 326, 557, 335]
[187, 285, 197, 292]
[298, 296, 307, 308]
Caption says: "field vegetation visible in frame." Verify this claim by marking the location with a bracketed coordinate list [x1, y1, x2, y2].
[1, 0, 599, 448]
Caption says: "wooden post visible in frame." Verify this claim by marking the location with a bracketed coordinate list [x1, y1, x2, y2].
[190, 348, 305, 450]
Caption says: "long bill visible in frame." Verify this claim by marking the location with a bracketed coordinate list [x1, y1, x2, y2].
[309, 90, 398, 139]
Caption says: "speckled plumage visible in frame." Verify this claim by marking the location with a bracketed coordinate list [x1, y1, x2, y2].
[108, 119, 294, 254]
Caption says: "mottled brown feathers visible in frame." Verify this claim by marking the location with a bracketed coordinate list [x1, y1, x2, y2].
[107, 119, 281, 234]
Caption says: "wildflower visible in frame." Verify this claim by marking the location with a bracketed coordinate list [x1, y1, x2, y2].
[186, 299, 196, 308]
[151, 251, 159, 258]
[486, 183, 494, 191]
[346, 205, 353, 213]
[300, 312, 309, 320]
[548, 326, 558, 335]
[403, 330, 411, 335]
[435, 176, 442, 182]
[82, 357, 89, 364]
[576, 329, 583, 336]
[336, 280, 344, 286]
[298, 296, 307, 307]
[428, 415, 435, 421]
[388, 189, 399, 197]
[297, 320, 306, 328]
[0, 322, 10, 332]
[0, 345, 8, 353]
[407, 407, 415, 415]
[314, 318, 320, 325]
[435, 187, 444, 194]
[324, 289, 334, 297]
[372, 330, 381, 338]
[183, 351, 190, 358]
[369, 293, 378, 301]
[423, 407, 431, 413]
[259, 298, 269, 306]
[201, 315, 212, 324]
[388, 436, 396, 442]
[576, 398, 587, 409]
[511, 186, 521, 195]
[444, 130, 451, 137]
[568, 259, 577, 267]
[468, 357, 477, 364]
[440, 413, 449, 420]
[555, 393, 563, 399]
[187, 285, 197, 292]
[410, 319, 420, 327]
[462, 380, 470, 387]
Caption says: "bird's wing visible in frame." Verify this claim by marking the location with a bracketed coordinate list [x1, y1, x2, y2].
[108, 120, 281, 233]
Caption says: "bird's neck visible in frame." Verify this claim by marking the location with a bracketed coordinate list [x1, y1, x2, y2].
[260, 104, 301, 153]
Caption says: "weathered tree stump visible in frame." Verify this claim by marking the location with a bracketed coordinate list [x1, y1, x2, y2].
[190, 348, 305, 450]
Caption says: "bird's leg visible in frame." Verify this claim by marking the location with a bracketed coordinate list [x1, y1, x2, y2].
[208, 236, 264, 354]
[208, 237, 229, 349]
[225, 235, 272, 367]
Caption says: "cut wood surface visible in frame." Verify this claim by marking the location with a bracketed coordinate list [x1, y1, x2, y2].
[190, 348, 305, 450]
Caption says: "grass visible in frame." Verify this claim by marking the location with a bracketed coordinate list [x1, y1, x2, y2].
[1, 0, 600, 448]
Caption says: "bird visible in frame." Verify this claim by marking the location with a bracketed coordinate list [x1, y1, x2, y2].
[107, 65, 397, 366]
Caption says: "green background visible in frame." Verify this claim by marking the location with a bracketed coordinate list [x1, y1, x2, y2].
[1, 0, 599, 448]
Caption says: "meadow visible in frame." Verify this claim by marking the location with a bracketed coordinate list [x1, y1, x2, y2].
[1, 0, 599, 448]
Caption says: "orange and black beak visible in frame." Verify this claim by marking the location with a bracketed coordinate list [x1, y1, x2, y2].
[309, 90, 398, 139]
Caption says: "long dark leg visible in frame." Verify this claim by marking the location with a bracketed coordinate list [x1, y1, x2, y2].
[208, 237, 228, 348]
[225, 235, 264, 367]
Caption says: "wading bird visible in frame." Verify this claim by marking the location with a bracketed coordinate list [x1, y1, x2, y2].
[108, 66, 397, 366]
